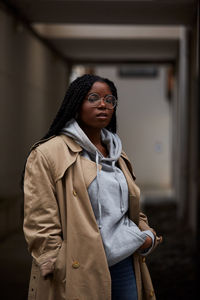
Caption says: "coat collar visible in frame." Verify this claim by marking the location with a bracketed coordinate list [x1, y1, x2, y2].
[32, 134, 129, 160]
[31, 134, 82, 153]
[60, 136, 136, 177]
[30, 134, 136, 182]
[59, 134, 82, 153]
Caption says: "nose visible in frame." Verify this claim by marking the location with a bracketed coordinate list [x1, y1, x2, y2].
[98, 98, 106, 108]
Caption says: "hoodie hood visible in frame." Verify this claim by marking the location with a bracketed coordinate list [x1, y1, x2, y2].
[61, 118, 122, 163]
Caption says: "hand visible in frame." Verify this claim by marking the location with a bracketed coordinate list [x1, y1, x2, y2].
[139, 236, 152, 251]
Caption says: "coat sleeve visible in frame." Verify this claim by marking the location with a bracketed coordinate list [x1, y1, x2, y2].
[138, 212, 162, 254]
[23, 147, 62, 276]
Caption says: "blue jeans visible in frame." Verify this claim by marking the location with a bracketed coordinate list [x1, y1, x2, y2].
[109, 256, 138, 300]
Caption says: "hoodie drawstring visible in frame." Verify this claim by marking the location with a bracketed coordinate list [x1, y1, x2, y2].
[96, 152, 102, 229]
[112, 161, 125, 215]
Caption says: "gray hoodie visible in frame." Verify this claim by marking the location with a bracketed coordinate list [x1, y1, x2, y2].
[61, 119, 154, 266]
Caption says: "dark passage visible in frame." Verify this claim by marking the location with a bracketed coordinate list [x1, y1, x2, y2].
[144, 202, 196, 300]
[0, 229, 31, 300]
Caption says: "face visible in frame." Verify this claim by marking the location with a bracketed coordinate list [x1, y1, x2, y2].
[78, 81, 114, 131]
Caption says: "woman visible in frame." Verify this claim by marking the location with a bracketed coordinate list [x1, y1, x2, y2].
[23, 74, 162, 300]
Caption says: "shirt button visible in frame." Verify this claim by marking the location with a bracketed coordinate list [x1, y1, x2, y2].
[72, 261, 80, 269]
[73, 190, 77, 197]
[149, 290, 154, 297]
[142, 257, 146, 262]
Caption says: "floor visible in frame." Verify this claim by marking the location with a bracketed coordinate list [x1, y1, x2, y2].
[144, 202, 196, 300]
[0, 202, 196, 300]
[0, 228, 31, 300]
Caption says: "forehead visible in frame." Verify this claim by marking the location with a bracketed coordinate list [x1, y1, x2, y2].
[89, 81, 111, 94]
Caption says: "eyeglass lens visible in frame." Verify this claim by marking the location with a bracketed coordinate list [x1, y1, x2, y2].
[88, 93, 116, 109]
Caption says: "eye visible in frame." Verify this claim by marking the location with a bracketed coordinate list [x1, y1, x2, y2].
[88, 93, 100, 102]
[105, 95, 115, 104]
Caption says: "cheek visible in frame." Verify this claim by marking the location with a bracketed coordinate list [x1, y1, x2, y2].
[107, 108, 114, 119]
[78, 103, 94, 124]
[79, 104, 92, 119]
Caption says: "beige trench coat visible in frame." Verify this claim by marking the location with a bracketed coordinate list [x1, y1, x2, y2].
[24, 134, 162, 300]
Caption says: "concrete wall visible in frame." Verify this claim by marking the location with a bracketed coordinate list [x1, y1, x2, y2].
[188, 20, 199, 231]
[96, 65, 172, 195]
[0, 8, 68, 237]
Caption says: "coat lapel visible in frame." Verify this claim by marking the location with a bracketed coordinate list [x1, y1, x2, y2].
[118, 156, 140, 225]
[80, 156, 102, 188]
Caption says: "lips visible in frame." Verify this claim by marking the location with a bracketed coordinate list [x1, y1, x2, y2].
[96, 113, 109, 120]
[96, 113, 108, 117]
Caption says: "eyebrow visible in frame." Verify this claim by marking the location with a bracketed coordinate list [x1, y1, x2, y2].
[87, 92, 112, 97]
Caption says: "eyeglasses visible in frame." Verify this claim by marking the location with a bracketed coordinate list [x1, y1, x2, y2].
[87, 93, 117, 110]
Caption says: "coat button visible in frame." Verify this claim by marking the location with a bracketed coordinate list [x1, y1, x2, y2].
[142, 257, 146, 262]
[73, 190, 77, 196]
[72, 261, 80, 269]
[149, 290, 154, 297]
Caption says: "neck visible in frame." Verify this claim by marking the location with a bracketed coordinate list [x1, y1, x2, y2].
[78, 122, 102, 146]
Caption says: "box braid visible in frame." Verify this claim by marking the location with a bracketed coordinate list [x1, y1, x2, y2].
[43, 74, 117, 139]
[21, 74, 118, 189]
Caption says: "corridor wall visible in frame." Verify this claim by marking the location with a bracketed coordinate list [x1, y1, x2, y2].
[0, 8, 68, 237]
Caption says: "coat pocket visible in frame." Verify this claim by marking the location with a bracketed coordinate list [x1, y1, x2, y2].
[53, 240, 66, 283]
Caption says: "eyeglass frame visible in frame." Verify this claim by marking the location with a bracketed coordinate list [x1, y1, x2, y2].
[86, 92, 117, 110]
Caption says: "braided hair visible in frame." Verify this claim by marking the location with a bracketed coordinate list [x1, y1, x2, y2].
[43, 74, 117, 139]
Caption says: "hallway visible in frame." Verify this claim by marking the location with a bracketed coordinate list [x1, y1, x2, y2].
[0, 1, 199, 299]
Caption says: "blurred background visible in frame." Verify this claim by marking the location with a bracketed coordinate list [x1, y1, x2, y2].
[0, 0, 199, 299]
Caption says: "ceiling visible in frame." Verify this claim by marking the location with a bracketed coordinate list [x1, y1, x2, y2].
[5, 0, 197, 25]
[2, 0, 198, 64]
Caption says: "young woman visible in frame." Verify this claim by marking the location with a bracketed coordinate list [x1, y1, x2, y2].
[23, 74, 162, 300]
